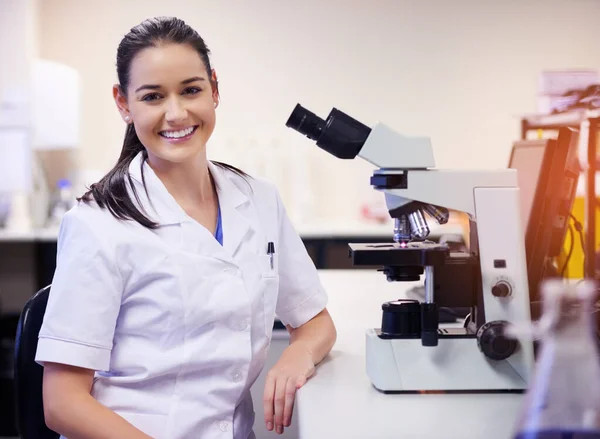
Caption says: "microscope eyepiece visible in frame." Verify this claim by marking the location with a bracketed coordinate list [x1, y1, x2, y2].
[285, 104, 325, 142]
[285, 103, 372, 160]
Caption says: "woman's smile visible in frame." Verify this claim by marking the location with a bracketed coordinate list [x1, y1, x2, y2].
[158, 125, 199, 143]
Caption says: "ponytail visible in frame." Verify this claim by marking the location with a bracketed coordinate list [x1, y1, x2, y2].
[78, 124, 159, 229]
[79, 124, 251, 229]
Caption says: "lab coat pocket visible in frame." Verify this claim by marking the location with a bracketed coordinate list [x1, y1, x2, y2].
[259, 252, 277, 278]
[259, 255, 279, 336]
[117, 411, 167, 439]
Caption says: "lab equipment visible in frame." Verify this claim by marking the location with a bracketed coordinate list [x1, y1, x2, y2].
[0, 129, 33, 232]
[0, 129, 31, 193]
[285, 103, 534, 391]
[508, 139, 550, 231]
[0, 59, 80, 231]
[46, 179, 75, 228]
[508, 131, 580, 321]
[31, 59, 81, 150]
[512, 280, 600, 439]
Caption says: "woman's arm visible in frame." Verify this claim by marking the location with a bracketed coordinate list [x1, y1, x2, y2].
[43, 363, 153, 439]
[287, 307, 337, 364]
[263, 308, 336, 435]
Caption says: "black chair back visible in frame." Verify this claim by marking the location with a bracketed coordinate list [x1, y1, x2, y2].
[14, 286, 60, 439]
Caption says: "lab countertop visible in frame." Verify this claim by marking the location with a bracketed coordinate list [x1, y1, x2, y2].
[300, 270, 524, 439]
[0, 221, 466, 242]
[0, 227, 60, 242]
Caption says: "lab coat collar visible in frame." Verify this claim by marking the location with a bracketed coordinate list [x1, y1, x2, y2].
[206, 160, 249, 210]
[127, 152, 187, 226]
[127, 152, 253, 258]
[207, 160, 252, 257]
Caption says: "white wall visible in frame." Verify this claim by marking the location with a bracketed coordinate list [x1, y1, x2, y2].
[0, 0, 40, 310]
[37, 0, 600, 224]
[0, 0, 38, 96]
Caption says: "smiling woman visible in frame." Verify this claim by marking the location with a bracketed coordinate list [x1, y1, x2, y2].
[123, 44, 216, 164]
[34, 15, 336, 439]
[78, 17, 245, 229]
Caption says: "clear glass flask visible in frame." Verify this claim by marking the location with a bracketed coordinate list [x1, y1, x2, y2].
[513, 280, 600, 439]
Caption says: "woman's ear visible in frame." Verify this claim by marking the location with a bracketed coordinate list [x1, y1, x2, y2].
[211, 69, 220, 108]
[113, 84, 132, 123]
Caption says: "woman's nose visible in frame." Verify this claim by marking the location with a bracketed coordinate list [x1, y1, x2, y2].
[165, 98, 188, 123]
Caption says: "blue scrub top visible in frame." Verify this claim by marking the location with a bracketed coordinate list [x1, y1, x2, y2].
[214, 203, 223, 246]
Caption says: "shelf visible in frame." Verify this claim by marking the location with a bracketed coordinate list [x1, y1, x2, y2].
[522, 109, 600, 131]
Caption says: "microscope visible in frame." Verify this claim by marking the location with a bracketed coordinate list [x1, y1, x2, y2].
[285, 104, 534, 392]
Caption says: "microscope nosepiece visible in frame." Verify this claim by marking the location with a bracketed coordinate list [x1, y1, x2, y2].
[408, 209, 430, 240]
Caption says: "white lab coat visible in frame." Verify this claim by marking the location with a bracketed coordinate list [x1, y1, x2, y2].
[35, 152, 328, 439]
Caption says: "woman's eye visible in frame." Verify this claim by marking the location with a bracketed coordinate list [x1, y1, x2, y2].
[142, 93, 161, 102]
[184, 87, 201, 95]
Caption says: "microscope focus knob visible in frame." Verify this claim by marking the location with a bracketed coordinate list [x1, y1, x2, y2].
[477, 321, 517, 361]
[491, 281, 511, 298]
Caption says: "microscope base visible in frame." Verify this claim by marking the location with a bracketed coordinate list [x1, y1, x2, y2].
[365, 328, 528, 392]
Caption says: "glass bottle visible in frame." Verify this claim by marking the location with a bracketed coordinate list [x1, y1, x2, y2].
[513, 279, 600, 439]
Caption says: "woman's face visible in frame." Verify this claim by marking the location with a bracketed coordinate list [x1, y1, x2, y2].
[114, 43, 219, 165]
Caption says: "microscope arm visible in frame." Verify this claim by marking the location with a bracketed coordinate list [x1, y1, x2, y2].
[379, 169, 519, 217]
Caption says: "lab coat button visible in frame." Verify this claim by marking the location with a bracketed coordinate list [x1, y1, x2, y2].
[229, 319, 248, 332]
[222, 267, 240, 276]
[232, 371, 242, 382]
[219, 421, 229, 432]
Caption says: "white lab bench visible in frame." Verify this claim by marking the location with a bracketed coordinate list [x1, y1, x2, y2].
[295, 270, 523, 439]
[0, 227, 59, 242]
[0, 221, 465, 241]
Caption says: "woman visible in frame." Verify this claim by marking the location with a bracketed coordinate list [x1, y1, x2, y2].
[36, 16, 336, 439]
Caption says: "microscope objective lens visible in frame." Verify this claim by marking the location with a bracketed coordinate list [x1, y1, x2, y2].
[409, 209, 430, 240]
[423, 204, 450, 224]
[394, 215, 412, 243]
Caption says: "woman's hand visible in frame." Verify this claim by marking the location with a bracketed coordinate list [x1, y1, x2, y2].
[263, 342, 315, 435]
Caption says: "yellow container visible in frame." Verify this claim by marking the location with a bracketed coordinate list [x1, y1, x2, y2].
[557, 197, 600, 278]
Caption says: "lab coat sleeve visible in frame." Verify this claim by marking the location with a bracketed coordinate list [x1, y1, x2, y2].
[274, 190, 328, 329]
[35, 207, 123, 372]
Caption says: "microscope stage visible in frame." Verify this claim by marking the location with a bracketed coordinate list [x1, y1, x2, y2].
[348, 242, 449, 267]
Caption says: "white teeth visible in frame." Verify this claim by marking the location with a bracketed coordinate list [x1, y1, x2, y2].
[161, 126, 194, 139]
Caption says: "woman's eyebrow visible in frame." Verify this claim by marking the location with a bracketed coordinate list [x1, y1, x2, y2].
[135, 76, 206, 93]
[181, 76, 205, 84]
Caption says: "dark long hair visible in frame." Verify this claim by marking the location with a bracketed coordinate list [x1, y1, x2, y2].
[79, 16, 248, 229]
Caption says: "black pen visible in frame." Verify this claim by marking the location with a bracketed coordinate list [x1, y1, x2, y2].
[267, 242, 275, 270]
